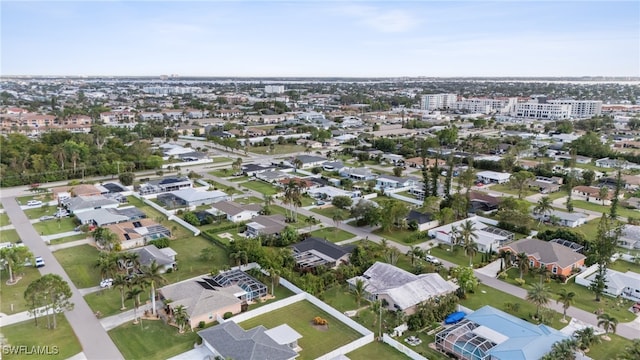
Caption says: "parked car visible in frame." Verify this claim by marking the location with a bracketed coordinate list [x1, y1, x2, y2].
[315, 201, 326, 206]
[34, 256, 45, 268]
[100, 278, 113, 288]
[54, 210, 69, 218]
[39, 215, 55, 221]
[27, 200, 42, 206]
[425, 255, 441, 264]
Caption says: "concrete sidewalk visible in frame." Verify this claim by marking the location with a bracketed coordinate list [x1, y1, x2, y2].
[48, 238, 93, 251]
[0, 306, 48, 327]
[41, 230, 83, 242]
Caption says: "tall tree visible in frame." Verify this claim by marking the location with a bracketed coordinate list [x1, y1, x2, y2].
[24, 274, 74, 330]
[113, 273, 128, 311]
[1, 246, 33, 284]
[353, 278, 366, 307]
[533, 196, 553, 224]
[451, 266, 478, 299]
[556, 289, 575, 322]
[141, 260, 167, 316]
[597, 313, 618, 340]
[173, 304, 189, 333]
[598, 186, 609, 206]
[508, 170, 535, 199]
[460, 220, 478, 266]
[517, 252, 530, 280]
[610, 168, 622, 219]
[527, 282, 551, 319]
[126, 287, 144, 325]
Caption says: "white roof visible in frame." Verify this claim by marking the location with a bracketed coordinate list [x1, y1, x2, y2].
[170, 188, 227, 202]
[264, 324, 302, 345]
[473, 325, 509, 345]
[477, 171, 511, 180]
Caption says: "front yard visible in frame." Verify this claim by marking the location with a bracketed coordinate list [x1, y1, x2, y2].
[0, 229, 21, 243]
[0, 212, 10, 227]
[489, 183, 538, 198]
[239, 300, 362, 360]
[32, 217, 78, 235]
[311, 205, 351, 221]
[428, 245, 486, 267]
[241, 179, 280, 196]
[0, 266, 42, 314]
[2, 316, 82, 360]
[307, 227, 356, 243]
[53, 244, 102, 289]
[109, 319, 200, 360]
[572, 200, 640, 219]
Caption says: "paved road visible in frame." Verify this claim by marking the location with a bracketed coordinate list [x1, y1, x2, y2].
[0, 196, 124, 360]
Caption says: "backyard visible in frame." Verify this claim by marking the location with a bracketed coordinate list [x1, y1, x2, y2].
[2, 316, 82, 360]
[346, 341, 410, 360]
[609, 259, 640, 274]
[53, 244, 102, 289]
[239, 300, 362, 360]
[572, 200, 640, 219]
[109, 319, 201, 360]
[503, 268, 636, 322]
[163, 236, 228, 284]
[307, 227, 356, 243]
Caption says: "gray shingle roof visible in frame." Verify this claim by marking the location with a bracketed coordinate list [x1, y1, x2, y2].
[503, 238, 586, 268]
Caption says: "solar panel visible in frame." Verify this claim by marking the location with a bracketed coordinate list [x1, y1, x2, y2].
[197, 281, 216, 290]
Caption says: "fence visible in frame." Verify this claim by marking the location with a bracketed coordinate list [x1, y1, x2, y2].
[162, 158, 213, 169]
[382, 334, 428, 360]
[230, 293, 307, 324]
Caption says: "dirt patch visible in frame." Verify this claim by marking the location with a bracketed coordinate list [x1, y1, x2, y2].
[310, 322, 329, 332]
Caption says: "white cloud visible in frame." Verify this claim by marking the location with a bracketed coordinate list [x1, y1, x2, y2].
[338, 4, 420, 33]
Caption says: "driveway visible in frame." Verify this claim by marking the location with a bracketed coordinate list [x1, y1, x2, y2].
[0, 196, 124, 359]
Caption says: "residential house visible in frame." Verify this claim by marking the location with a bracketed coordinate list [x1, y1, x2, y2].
[74, 206, 146, 226]
[404, 157, 446, 169]
[242, 164, 277, 177]
[427, 216, 515, 252]
[291, 237, 352, 270]
[52, 184, 103, 200]
[528, 176, 563, 194]
[198, 322, 299, 360]
[347, 262, 458, 315]
[308, 186, 362, 201]
[338, 167, 377, 181]
[576, 264, 640, 301]
[477, 171, 511, 184]
[623, 197, 640, 210]
[596, 157, 640, 170]
[499, 238, 586, 277]
[381, 153, 404, 165]
[291, 155, 327, 169]
[278, 178, 315, 191]
[406, 210, 439, 232]
[296, 139, 322, 149]
[157, 188, 229, 208]
[571, 185, 620, 206]
[256, 170, 292, 184]
[532, 209, 588, 228]
[322, 161, 344, 171]
[104, 218, 172, 249]
[138, 177, 193, 196]
[63, 195, 120, 215]
[435, 305, 568, 360]
[209, 201, 262, 223]
[617, 224, 640, 249]
[245, 215, 288, 238]
[468, 192, 501, 213]
[376, 175, 418, 190]
[119, 245, 177, 273]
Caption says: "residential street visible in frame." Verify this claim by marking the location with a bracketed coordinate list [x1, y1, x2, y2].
[0, 196, 124, 360]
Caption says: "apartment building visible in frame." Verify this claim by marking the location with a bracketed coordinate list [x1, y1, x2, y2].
[547, 99, 602, 118]
[420, 93, 457, 111]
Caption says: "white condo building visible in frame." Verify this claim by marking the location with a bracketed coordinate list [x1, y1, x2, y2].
[454, 97, 518, 114]
[513, 102, 571, 120]
[421, 93, 457, 111]
[265, 85, 285, 94]
[548, 100, 602, 118]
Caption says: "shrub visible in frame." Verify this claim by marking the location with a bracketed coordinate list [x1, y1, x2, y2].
[514, 278, 526, 286]
[148, 237, 170, 249]
[198, 321, 206, 328]
[223, 312, 233, 320]
[313, 316, 328, 325]
[498, 272, 508, 279]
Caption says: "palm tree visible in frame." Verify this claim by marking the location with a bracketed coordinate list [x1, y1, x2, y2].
[95, 252, 117, 281]
[305, 216, 318, 231]
[173, 305, 189, 333]
[232, 157, 243, 174]
[353, 278, 366, 307]
[0, 246, 33, 284]
[126, 287, 144, 324]
[230, 250, 248, 266]
[292, 158, 303, 172]
[550, 338, 578, 360]
[574, 326, 600, 351]
[406, 246, 424, 266]
[141, 260, 167, 316]
[556, 289, 576, 322]
[283, 180, 304, 221]
[527, 282, 551, 320]
[463, 240, 478, 267]
[534, 196, 553, 224]
[517, 252, 530, 279]
[267, 267, 281, 295]
[449, 225, 460, 252]
[597, 313, 618, 340]
[113, 273, 128, 310]
[332, 211, 345, 230]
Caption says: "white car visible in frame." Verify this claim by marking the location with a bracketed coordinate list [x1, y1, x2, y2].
[27, 200, 42, 206]
[34, 256, 45, 268]
[425, 255, 441, 264]
[39, 215, 55, 221]
[100, 278, 113, 288]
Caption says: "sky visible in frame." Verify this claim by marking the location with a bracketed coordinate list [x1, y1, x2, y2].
[1, 1, 639, 77]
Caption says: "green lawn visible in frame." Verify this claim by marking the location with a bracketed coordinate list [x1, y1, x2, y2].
[234, 196, 263, 205]
[16, 193, 53, 205]
[208, 169, 235, 178]
[240, 300, 362, 360]
[23, 205, 59, 219]
[2, 316, 82, 360]
[311, 206, 351, 221]
[211, 156, 233, 163]
[544, 191, 568, 201]
[0, 212, 10, 227]
[165, 236, 228, 283]
[609, 259, 640, 274]
[347, 341, 410, 360]
[490, 183, 538, 198]
[85, 287, 131, 318]
[429, 245, 486, 267]
[0, 267, 41, 314]
[205, 179, 243, 195]
[241, 180, 280, 195]
[572, 200, 640, 219]
[308, 227, 356, 243]
[589, 334, 632, 359]
[49, 233, 88, 245]
[0, 229, 21, 242]
[109, 319, 200, 360]
[374, 228, 427, 245]
[322, 285, 360, 312]
[269, 205, 309, 229]
[460, 284, 566, 330]
[250, 144, 307, 155]
[53, 244, 102, 288]
[33, 217, 78, 235]
[503, 268, 636, 322]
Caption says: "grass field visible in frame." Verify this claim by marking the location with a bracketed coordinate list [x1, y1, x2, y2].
[0, 267, 41, 314]
[0, 212, 10, 227]
[308, 227, 356, 243]
[347, 341, 410, 360]
[109, 319, 200, 360]
[429, 245, 486, 267]
[322, 285, 359, 312]
[0, 229, 21, 242]
[572, 200, 640, 219]
[250, 144, 307, 155]
[49, 233, 88, 245]
[240, 300, 362, 360]
[33, 217, 78, 235]
[311, 206, 351, 221]
[269, 205, 309, 229]
[2, 316, 82, 360]
[234, 196, 263, 205]
[490, 183, 537, 198]
[241, 180, 279, 195]
[374, 228, 427, 245]
[53, 244, 102, 289]
[609, 259, 640, 274]
[460, 283, 566, 330]
[588, 334, 633, 359]
[16, 193, 53, 205]
[164, 236, 228, 283]
[85, 287, 131, 318]
[503, 268, 635, 322]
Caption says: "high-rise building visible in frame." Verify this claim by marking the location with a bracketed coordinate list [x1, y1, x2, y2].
[420, 93, 457, 111]
[265, 85, 285, 94]
[548, 100, 602, 118]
